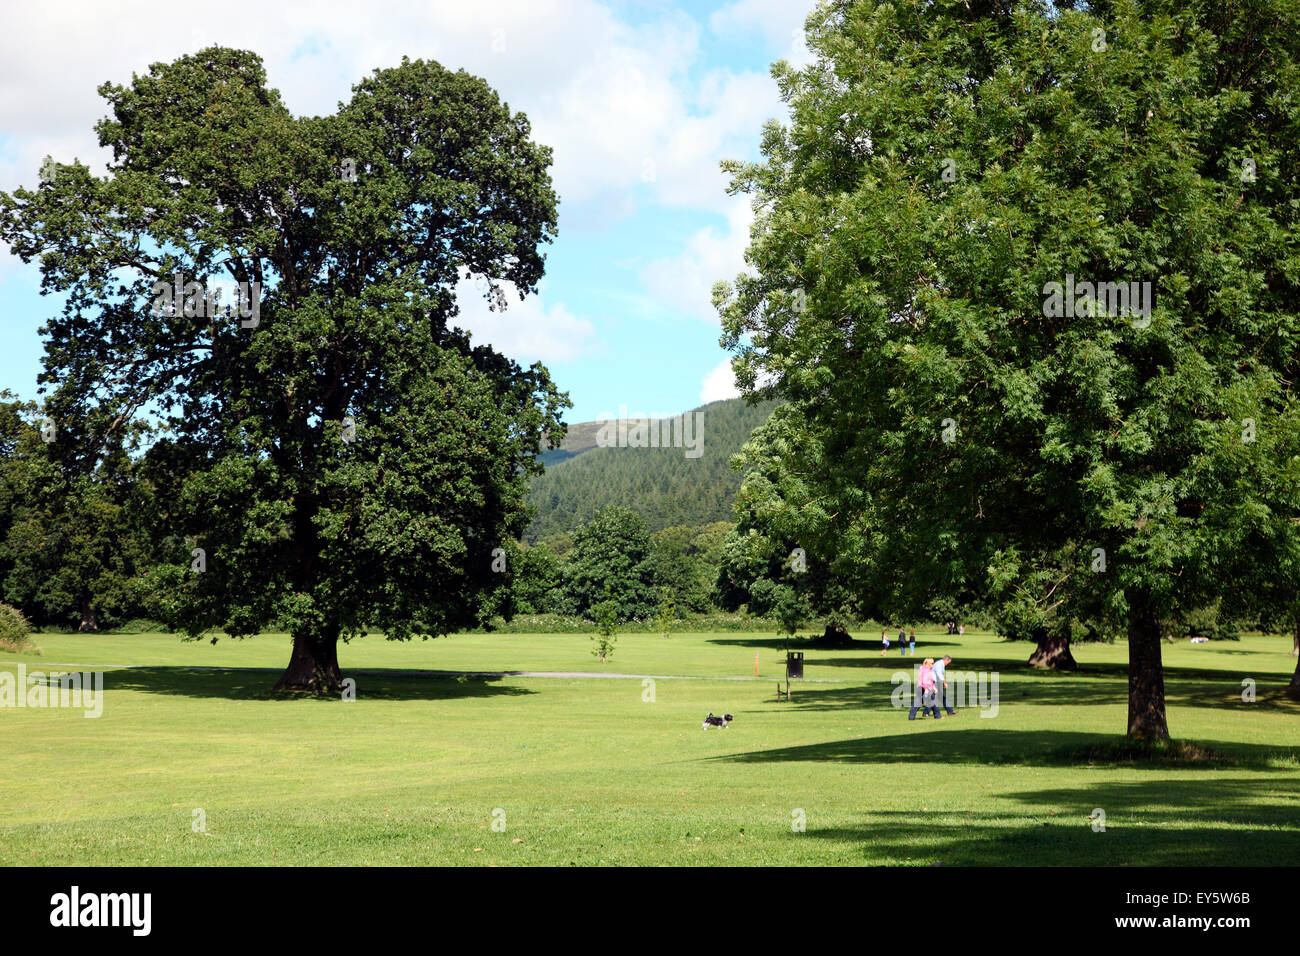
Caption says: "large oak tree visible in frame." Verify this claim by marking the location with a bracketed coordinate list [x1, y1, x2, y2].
[0, 49, 568, 690]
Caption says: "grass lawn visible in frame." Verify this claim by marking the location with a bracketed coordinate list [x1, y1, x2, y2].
[1, 628, 1297, 866]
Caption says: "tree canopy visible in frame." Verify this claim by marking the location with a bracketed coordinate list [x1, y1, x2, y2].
[716, 0, 1300, 736]
[563, 506, 657, 622]
[0, 49, 569, 690]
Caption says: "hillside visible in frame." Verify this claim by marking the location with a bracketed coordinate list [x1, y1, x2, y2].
[536, 418, 609, 467]
[526, 397, 777, 540]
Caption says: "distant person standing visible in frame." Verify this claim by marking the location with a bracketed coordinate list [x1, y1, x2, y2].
[898, 629, 907, 656]
[881, 630, 890, 657]
[908, 631, 916, 656]
[933, 654, 956, 715]
[958, 624, 964, 636]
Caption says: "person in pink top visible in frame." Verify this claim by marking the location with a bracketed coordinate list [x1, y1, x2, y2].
[909, 658, 941, 720]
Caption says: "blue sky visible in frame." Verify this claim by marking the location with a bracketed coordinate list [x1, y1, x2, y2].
[0, 0, 818, 423]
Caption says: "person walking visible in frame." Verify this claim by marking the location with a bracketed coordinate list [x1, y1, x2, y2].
[881, 630, 890, 657]
[908, 630, 916, 656]
[909, 658, 941, 720]
[922, 658, 941, 718]
[898, 628, 907, 656]
[933, 654, 956, 715]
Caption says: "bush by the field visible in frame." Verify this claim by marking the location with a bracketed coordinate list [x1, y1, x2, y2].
[0, 602, 40, 654]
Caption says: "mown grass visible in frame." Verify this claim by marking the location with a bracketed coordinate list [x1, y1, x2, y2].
[1, 628, 1296, 865]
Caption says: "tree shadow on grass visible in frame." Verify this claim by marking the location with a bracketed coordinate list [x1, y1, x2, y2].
[1008, 777, 1300, 822]
[102, 667, 535, 702]
[813, 651, 1293, 680]
[1061, 658, 1296, 682]
[799, 781, 1300, 865]
[1017, 673, 1300, 713]
[713, 729, 1298, 772]
[811, 654, 1013, 673]
[703, 636, 812, 651]
[772, 665, 1300, 714]
[706, 636, 962, 653]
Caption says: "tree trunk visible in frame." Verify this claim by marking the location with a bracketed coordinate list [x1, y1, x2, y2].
[275, 628, 342, 693]
[814, 622, 853, 646]
[1126, 587, 1169, 740]
[1292, 620, 1298, 656]
[1027, 626, 1077, 669]
[77, 595, 98, 633]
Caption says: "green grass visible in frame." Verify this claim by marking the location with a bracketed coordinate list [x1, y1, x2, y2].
[1, 628, 1297, 865]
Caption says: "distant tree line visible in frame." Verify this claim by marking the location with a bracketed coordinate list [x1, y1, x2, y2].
[2, 386, 1285, 660]
[524, 398, 776, 541]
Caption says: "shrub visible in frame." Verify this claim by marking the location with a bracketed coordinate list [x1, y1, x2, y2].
[590, 600, 619, 662]
[0, 603, 39, 654]
[654, 589, 677, 639]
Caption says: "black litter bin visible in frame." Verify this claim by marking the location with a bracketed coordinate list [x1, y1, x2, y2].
[786, 651, 804, 680]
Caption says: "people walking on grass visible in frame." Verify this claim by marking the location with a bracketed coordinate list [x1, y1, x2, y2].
[898, 629, 907, 656]
[881, 630, 890, 656]
[908, 630, 916, 656]
[933, 654, 956, 715]
[909, 657, 941, 720]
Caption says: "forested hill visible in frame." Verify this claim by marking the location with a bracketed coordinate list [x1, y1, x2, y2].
[525, 397, 777, 540]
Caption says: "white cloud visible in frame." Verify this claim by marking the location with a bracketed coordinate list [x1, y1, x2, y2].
[700, 356, 740, 403]
[639, 197, 756, 323]
[0, 0, 808, 350]
[526, 21, 790, 221]
[710, 0, 815, 68]
[0, 1, 791, 226]
[453, 275, 598, 364]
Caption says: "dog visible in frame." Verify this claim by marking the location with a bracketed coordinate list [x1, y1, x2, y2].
[702, 712, 734, 729]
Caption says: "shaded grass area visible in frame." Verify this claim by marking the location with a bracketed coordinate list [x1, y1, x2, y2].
[1, 629, 1297, 865]
[98, 666, 537, 703]
[1046, 738, 1300, 769]
[719, 728, 1299, 771]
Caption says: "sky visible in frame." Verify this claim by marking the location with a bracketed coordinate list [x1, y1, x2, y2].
[0, 0, 818, 423]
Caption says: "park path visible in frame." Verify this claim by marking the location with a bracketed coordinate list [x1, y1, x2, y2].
[3, 661, 846, 682]
[366, 669, 846, 682]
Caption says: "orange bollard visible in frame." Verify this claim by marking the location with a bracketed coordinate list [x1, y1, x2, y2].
[754, 652, 759, 677]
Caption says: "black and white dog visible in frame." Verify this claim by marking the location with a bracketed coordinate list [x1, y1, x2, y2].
[702, 712, 734, 729]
